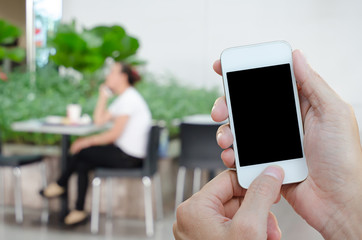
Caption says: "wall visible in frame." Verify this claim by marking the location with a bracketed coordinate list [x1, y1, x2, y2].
[62, 0, 362, 107]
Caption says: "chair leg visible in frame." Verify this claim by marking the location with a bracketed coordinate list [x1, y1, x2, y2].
[142, 176, 154, 237]
[91, 177, 101, 234]
[0, 169, 4, 207]
[105, 178, 113, 221]
[192, 167, 202, 194]
[39, 162, 49, 223]
[175, 166, 186, 213]
[154, 173, 163, 220]
[13, 167, 23, 223]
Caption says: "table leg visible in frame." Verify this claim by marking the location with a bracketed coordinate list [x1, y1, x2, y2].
[60, 134, 70, 221]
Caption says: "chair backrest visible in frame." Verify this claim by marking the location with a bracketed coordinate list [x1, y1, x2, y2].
[180, 122, 225, 170]
[143, 123, 162, 177]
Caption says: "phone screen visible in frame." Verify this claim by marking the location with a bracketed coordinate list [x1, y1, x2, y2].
[226, 63, 303, 167]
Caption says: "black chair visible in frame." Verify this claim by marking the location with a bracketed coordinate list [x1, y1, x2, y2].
[0, 130, 48, 223]
[90, 123, 164, 237]
[175, 120, 226, 210]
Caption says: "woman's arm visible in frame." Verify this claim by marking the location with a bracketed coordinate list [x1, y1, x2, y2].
[70, 115, 129, 154]
[93, 85, 113, 125]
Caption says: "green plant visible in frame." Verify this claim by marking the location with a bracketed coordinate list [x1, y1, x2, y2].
[0, 67, 220, 145]
[0, 19, 25, 63]
[48, 21, 141, 74]
[137, 73, 220, 136]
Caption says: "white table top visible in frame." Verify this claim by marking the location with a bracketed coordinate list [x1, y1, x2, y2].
[182, 114, 227, 125]
[11, 119, 111, 136]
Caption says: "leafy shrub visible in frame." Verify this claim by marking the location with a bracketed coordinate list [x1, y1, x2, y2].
[0, 19, 25, 63]
[48, 21, 141, 73]
[0, 67, 219, 145]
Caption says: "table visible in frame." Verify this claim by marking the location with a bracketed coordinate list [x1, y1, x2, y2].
[11, 119, 110, 220]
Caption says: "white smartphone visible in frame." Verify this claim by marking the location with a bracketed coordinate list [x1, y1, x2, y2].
[220, 41, 308, 188]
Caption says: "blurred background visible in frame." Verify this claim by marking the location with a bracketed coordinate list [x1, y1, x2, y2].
[1, 0, 362, 239]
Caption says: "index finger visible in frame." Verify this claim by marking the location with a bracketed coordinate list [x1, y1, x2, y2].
[213, 60, 222, 76]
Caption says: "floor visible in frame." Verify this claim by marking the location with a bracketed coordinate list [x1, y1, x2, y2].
[1, 142, 324, 239]
[0, 196, 323, 240]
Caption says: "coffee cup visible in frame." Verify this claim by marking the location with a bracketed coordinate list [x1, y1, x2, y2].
[67, 104, 82, 124]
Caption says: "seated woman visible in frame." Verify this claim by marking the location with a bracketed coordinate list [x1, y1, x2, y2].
[41, 62, 151, 225]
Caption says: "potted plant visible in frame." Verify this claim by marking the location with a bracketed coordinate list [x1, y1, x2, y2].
[0, 19, 26, 79]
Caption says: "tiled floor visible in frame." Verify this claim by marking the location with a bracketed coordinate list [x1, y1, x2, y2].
[0, 197, 323, 240]
[1, 142, 324, 239]
[0, 182, 324, 240]
[0, 208, 174, 240]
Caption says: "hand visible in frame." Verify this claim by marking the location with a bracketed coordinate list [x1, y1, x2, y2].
[211, 50, 362, 239]
[174, 167, 284, 240]
[70, 137, 93, 154]
[99, 84, 111, 99]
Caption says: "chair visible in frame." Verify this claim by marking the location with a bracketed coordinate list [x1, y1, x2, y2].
[0, 130, 48, 223]
[175, 120, 226, 210]
[90, 123, 164, 237]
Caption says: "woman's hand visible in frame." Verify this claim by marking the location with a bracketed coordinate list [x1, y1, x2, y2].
[212, 50, 362, 239]
[174, 167, 284, 240]
[93, 85, 113, 125]
[70, 137, 93, 154]
[99, 84, 111, 99]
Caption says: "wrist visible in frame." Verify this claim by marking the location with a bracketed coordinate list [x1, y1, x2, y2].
[321, 195, 362, 239]
[98, 94, 108, 102]
[89, 136, 97, 146]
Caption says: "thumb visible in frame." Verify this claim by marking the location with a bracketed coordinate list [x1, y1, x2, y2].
[231, 166, 284, 238]
[293, 50, 340, 112]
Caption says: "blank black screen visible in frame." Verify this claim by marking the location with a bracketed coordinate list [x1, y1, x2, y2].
[227, 64, 303, 167]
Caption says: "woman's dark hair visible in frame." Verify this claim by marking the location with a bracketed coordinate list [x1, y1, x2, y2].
[120, 62, 141, 85]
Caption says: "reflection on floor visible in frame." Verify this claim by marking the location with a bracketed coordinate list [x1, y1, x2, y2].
[0, 156, 323, 240]
[0, 207, 174, 240]
[0, 196, 323, 240]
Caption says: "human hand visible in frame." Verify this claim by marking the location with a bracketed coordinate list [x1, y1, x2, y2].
[70, 137, 92, 154]
[211, 50, 362, 239]
[174, 167, 284, 240]
[99, 84, 112, 99]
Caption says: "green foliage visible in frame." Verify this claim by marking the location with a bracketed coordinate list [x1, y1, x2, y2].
[0, 66, 101, 145]
[0, 67, 219, 145]
[137, 74, 220, 136]
[48, 21, 140, 73]
[0, 19, 26, 62]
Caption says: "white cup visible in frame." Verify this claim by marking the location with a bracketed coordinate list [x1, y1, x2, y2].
[67, 104, 82, 124]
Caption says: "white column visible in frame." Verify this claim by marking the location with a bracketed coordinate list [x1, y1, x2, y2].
[26, 0, 36, 82]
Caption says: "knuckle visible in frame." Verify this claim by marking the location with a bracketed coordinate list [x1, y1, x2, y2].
[175, 200, 195, 228]
[231, 219, 264, 240]
[338, 101, 354, 116]
[175, 202, 187, 224]
[328, 100, 356, 122]
[248, 177, 277, 198]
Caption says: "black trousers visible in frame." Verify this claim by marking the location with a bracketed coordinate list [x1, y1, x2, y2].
[57, 144, 143, 211]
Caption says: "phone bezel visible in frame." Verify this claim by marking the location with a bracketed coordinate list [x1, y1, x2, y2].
[220, 41, 308, 188]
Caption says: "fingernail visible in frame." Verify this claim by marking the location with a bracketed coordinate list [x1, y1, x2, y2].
[263, 166, 284, 181]
[217, 132, 222, 142]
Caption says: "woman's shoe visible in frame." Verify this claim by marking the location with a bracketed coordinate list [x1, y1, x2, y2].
[39, 182, 65, 198]
[64, 210, 88, 226]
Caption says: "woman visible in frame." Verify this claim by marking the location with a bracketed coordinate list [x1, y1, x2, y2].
[41, 62, 152, 225]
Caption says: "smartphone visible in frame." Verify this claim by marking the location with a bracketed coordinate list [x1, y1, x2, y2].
[220, 41, 308, 188]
